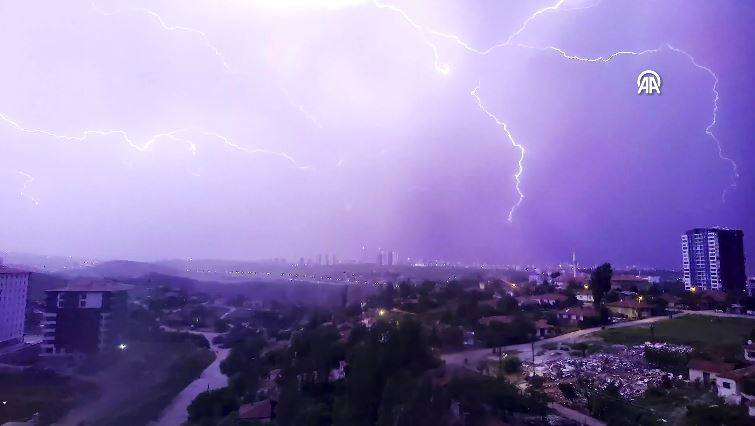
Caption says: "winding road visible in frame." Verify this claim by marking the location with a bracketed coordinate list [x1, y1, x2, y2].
[441, 314, 675, 369]
[154, 330, 231, 426]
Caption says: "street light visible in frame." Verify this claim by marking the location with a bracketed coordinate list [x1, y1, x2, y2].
[118, 343, 127, 350]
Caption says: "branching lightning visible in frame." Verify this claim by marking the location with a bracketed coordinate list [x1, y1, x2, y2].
[470, 86, 525, 222]
[91, 1, 234, 72]
[374, 0, 739, 217]
[0, 113, 311, 171]
[372, 0, 450, 74]
[1, 1, 739, 214]
[0, 3, 316, 205]
[16, 171, 40, 206]
[666, 44, 739, 200]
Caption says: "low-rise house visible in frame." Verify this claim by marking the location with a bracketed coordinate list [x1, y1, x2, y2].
[715, 365, 755, 405]
[745, 343, 755, 362]
[610, 275, 653, 292]
[478, 299, 499, 310]
[239, 399, 277, 423]
[557, 307, 598, 324]
[463, 331, 475, 346]
[660, 294, 682, 309]
[478, 315, 514, 326]
[534, 319, 555, 338]
[606, 300, 653, 319]
[688, 359, 735, 384]
[516, 293, 567, 307]
[329, 360, 348, 382]
[575, 291, 594, 304]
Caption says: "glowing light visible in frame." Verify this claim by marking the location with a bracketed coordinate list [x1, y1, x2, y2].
[371, 0, 451, 75]
[247, 0, 368, 11]
[17, 171, 40, 206]
[471, 86, 525, 222]
[376, 2, 739, 212]
[91, 2, 233, 72]
[118, 343, 128, 350]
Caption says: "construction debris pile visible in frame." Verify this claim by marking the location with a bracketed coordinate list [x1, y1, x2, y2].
[532, 343, 693, 400]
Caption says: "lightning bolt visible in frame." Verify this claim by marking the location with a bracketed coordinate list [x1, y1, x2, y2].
[198, 132, 314, 171]
[1, 4, 316, 182]
[91, 1, 234, 72]
[91, 1, 323, 130]
[374, 0, 739, 215]
[371, 0, 451, 74]
[17, 171, 40, 206]
[470, 86, 524, 222]
[665, 44, 739, 200]
[0, 113, 310, 171]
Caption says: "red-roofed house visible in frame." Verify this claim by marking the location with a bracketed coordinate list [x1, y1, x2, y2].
[557, 307, 598, 324]
[239, 399, 277, 423]
[688, 359, 735, 384]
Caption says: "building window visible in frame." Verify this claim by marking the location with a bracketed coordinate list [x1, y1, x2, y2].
[722, 382, 731, 389]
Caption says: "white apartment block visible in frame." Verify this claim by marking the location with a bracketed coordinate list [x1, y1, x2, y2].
[0, 265, 30, 345]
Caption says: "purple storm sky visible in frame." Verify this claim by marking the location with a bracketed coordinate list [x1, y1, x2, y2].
[0, 0, 753, 269]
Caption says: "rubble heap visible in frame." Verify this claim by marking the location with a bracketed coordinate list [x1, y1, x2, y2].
[532, 343, 692, 399]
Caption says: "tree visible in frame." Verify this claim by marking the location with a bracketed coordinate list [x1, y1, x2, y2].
[187, 387, 239, 423]
[501, 355, 522, 374]
[590, 263, 613, 307]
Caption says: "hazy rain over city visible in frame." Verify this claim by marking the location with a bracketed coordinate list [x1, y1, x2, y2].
[1, 0, 754, 268]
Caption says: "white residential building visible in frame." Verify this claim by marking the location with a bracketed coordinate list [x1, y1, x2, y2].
[0, 264, 30, 345]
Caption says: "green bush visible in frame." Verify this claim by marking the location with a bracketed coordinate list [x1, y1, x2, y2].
[187, 387, 239, 423]
[501, 356, 522, 374]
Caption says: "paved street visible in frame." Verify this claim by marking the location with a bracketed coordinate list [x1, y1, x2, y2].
[441, 314, 676, 369]
[155, 330, 230, 426]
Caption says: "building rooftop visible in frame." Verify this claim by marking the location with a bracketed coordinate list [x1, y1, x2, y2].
[719, 365, 755, 381]
[478, 315, 514, 326]
[688, 359, 735, 374]
[0, 266, 30, 275]
[606, 300, 653, 309]
[46, 279, 133, 292]
[239, 399, 275, 420]
[558, 307, 598, 317]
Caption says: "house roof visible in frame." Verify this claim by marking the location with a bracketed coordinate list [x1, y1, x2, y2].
[479, 315, 514, 326]
[558, 307, 598, 317]
[0, 266, 30, 275]
[606, 300, 652, 309]
[719, 365, 755, 381]
[46, 279, 132, 292]
[239, 399, 275, 420]
[688, 359, 735, 374]
[611, 275, 648, 282]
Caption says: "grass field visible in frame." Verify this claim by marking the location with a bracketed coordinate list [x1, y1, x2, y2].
[599, 315, 755, 359]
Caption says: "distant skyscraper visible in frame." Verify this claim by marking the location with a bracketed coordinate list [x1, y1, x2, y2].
[387, 250, 394, 266]
[376, 251, 383, 266]
[572, 251, 577, 278]
[0, 263, 29, 345]
[682, 228, 746, 292]
[317, 254, 323, 266]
